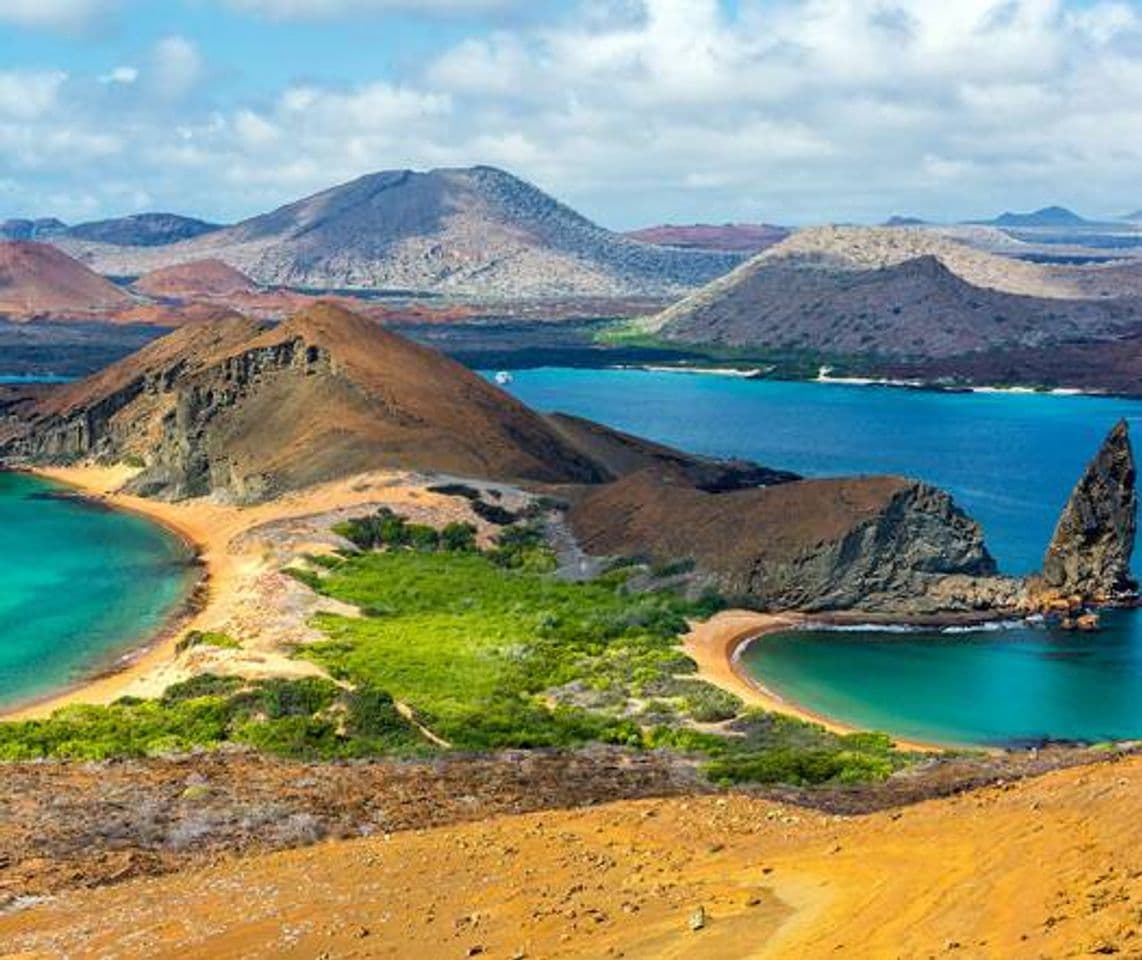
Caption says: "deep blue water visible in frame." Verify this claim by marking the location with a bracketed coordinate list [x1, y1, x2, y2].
[493, 367, 1142, 744]
[495, 367, 1142, 573]
[0, 472, 197, 709]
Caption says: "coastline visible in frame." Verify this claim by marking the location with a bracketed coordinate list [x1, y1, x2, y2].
[4, 466, 976, 751]
[1, 465, 471, 720]
[683, 610, 945, 753]
[2, 465, 211, 720]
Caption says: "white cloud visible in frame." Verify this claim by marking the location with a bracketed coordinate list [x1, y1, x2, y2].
[222, 0, 520, 18]
[99, 65, 139, 85]
[150, 36, 203, 100]
[0, 71, 67, 120]
[0, 0, 113, 29]
[6, 0, 1142, 226]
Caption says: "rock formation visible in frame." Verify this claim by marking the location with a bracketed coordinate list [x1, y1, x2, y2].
[567, 468, 1022, 615]
[1041, 419, 1138, 603]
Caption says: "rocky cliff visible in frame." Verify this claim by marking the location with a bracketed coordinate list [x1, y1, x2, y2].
[1041, 420, 1138, 603]
[567, 468, 1021, 614]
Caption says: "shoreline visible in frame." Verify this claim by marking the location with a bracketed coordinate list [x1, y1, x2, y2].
[683, 610, 947, 753]
[1, 466, 212, 720]
[0, 465, 491, 720]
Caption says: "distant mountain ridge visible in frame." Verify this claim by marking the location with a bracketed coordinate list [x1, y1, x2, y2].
[1, 213, 221, 247]
[645, 227, 1142, 359]
[48, 166, 746, 298]
[991, 206, 1090, 228]
[621, 223, 788, 254]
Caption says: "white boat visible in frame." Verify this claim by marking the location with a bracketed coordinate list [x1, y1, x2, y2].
[494, 371, 514, 385]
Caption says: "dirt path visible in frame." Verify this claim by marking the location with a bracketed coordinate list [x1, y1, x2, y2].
[3, 754, 1141, 958]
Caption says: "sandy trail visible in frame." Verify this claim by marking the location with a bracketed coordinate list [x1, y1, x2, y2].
[3, 754, 1141, 958]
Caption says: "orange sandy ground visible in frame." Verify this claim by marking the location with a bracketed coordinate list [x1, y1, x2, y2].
[3, 753, 1141, 958]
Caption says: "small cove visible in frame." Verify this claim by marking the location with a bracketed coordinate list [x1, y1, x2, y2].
[0, 472, 197, 710]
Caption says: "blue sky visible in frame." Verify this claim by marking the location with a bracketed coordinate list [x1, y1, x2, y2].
[1, 0, 1141, 228]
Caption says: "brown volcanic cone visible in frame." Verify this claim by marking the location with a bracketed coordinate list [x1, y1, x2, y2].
[132, 259, 257, 299]
[0, 241, 133, 318]
[16, 302, 606, 500]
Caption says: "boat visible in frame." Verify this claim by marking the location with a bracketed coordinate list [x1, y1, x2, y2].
[494, 371, 514, 385]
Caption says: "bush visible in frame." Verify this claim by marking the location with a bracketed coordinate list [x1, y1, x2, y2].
[440, 522, 477, 552]
[471, 500, 518, 526]
[160, 674, 245, 705]
[427, 483, 481, 500]
[176, 631, 241, 654]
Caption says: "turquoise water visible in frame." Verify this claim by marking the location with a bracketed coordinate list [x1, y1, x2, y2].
[741, 617, 1142, 747]
[495, 368, 1142, 745]
[0, 472, 197, 709]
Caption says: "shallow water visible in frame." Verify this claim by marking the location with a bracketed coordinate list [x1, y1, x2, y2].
[741, 616, 1142, 746]
[0, 472, 196, 709]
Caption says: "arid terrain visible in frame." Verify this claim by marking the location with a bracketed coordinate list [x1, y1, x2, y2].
[3, 750, 1142, 958]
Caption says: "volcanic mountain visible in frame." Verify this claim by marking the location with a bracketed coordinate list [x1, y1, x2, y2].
[622, 223, 788, 254]
[5, 303, 623, 499]
[132, 260, 258, 299]
[0, 242, 134, 318]
[988, 206, 1091, 228]
[646, 228, 1142, 359]
[49, 166, 744, 298]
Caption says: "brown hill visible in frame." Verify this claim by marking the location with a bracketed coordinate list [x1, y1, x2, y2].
[544, 412, 799, 492]
[623, 223, 789, 254]
[650, 251, 1141, 359]
[10, 303, 611, 500]
[132, 259, 257, 299]
[0, 241, 133, 318]
[567, 467, 1015, 613]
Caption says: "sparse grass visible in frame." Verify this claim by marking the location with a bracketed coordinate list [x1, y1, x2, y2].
[175, 630, 242, 654]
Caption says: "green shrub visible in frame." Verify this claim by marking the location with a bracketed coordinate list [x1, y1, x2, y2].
[176, 630, 242, 654]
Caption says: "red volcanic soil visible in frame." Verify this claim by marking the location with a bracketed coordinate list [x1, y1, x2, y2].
[0, 241, 133, 318]
[132, 259, 257, 299]
[625, 223, 789, 254]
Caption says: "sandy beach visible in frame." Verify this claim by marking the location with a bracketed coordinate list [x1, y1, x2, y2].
[3, 465, 489, 719]
[683, 609, 942, 752]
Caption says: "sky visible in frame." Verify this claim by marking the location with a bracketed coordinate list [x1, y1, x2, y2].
[1, 0, 1141, 229]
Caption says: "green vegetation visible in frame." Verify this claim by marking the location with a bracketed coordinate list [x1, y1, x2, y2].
[175, 630, 242, 654]
[0, 675, 426, 761]
[593, 319, 898, 381]
[0, 510, 919, 787]
[333, 508, 477, 554]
